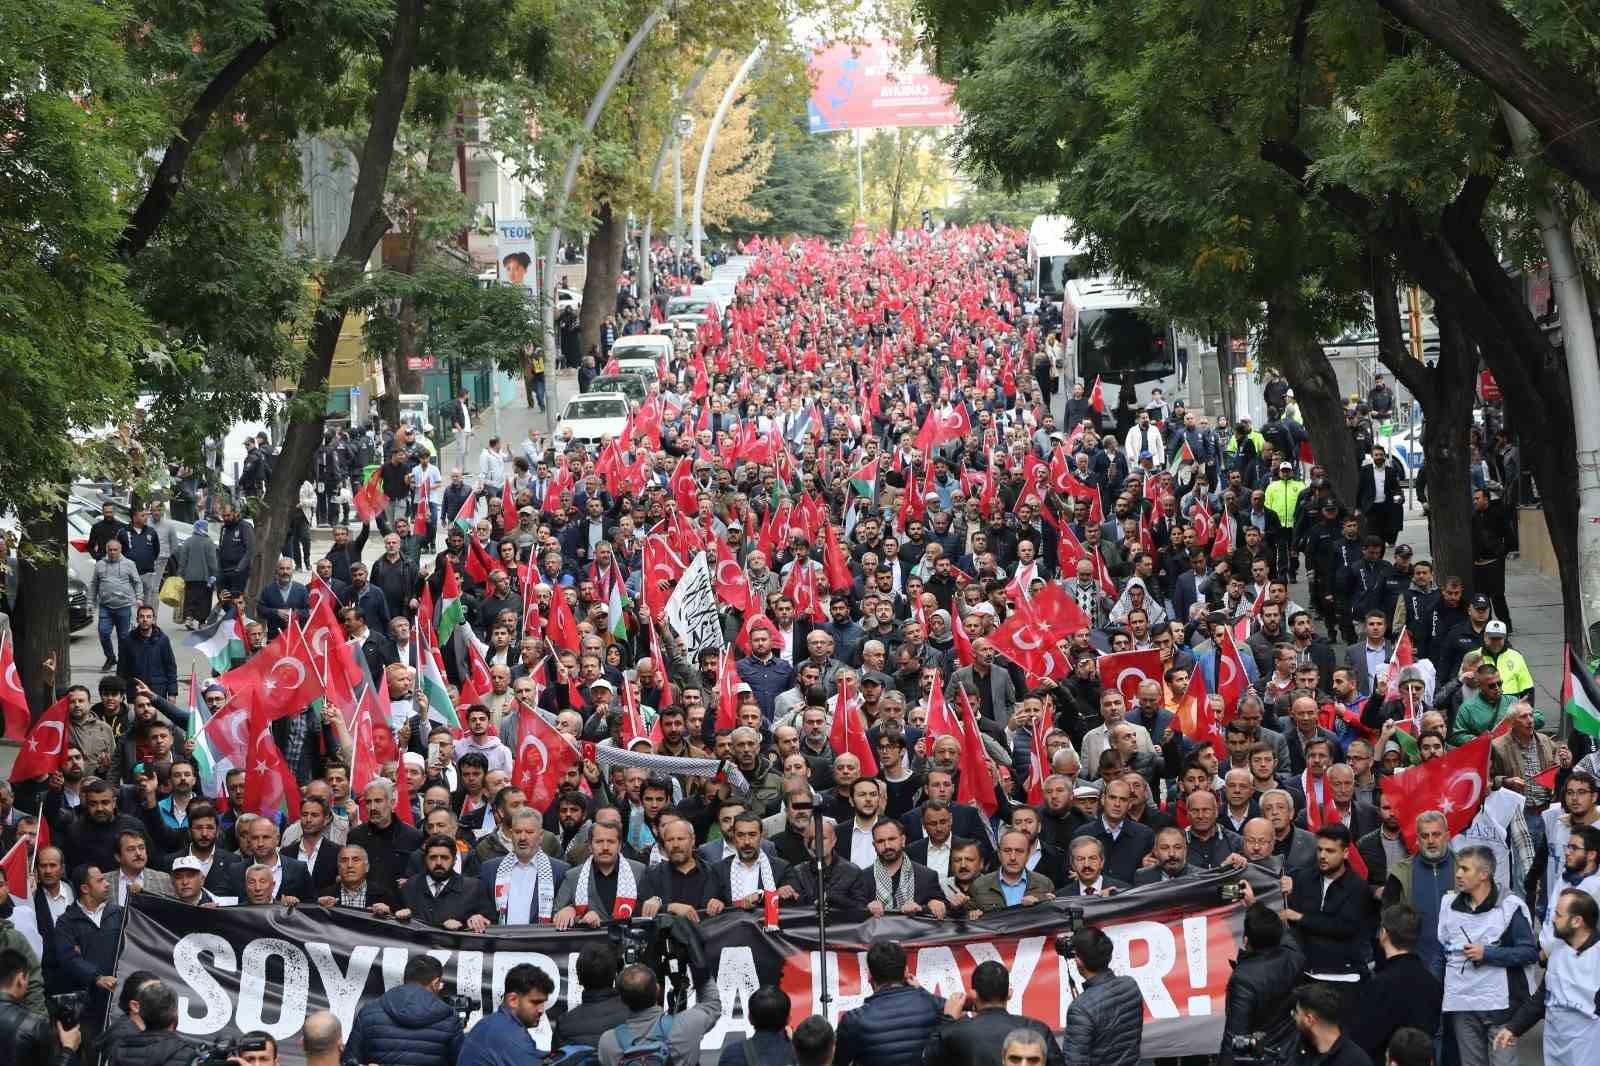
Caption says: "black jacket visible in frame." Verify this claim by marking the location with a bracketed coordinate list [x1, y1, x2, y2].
[1290, 1034, 1373, 1066]
[780, 858, 872, 911]
[550, 988, 632, 1049]
[399, 873, 495, 928]
[103, 1029, 198, 1066]
[1070, 819, 1156, 885]
[1218, 938, 1305, 1066]
[1286, 865, 1373, 976]
[1345, 952, 1442, 1061]
[1063, 970, 1144, 1066]
[707, 854, 792, 905]
[0, 994, 72, 1066]
[923, 1006, 1065, 1066]
[834, 983, 945, 1066]
[348, 818, 425, 899]
[345, 983, 464, 1066]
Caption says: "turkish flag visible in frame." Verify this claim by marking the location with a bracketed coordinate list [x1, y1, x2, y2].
[1026, 712, 1052, 806]
[923, 673, 963, 742]
[642, 535, 687, 620]
[1020, 581, 1094, 638]
[1174, 668, 1222, 751]
[991, 614, 1070, 684]
[464, 534, 498, 588]
[735, 610, 773, 654]
[1097, 649, 1166, 705]
[514, 706, 580, 813]
[1381, 729, 1494, 849]
[241, 710, 302, 821]
[670, 457, 699, 516]
[0, 632, 31, 740]
[821, 523, 853, 594]
[954, 687, 1000, 818]
[712, 539, 752, 612]
[782, 561, 826, 623]
[353, 468, 389, 523]
[220, 624, 324, 722]
[459, 639, 495, 711]
[949, 609, 975, 669]
[828, 675, 878, 777]
[914, 403, 971, 452]
[1089, 375, 1106, 413]
[0, 838, 27, 898]
[546, 587, 581, 653]
[8, 696, 69, 782]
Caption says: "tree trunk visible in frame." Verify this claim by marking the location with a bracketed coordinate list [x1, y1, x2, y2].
[578, 202, 623, 361]
[1377, 0, 1600, 207]
[1261, 290, 1361, 505]
[1368, 266, 1476, 585]
[12, 503, 70, 718]
[247, 0, 423, 607]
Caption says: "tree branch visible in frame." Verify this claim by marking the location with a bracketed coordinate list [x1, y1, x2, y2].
[1367, 253, 1428, 397]
[1376, 0, 1600, 205]
[119, 11, 288, 259]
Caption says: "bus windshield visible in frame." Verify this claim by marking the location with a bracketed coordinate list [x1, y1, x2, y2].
[1075, 307, 1172, 379]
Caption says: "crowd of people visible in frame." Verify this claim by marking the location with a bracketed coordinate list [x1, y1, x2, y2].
[3, 225, 1595, 1066]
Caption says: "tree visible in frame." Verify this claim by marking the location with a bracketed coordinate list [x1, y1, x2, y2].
[944, 181, 1057, 228]
[0, 0, 151, 712]
[736, 123, 852, 239]
[680, 54, 775, 233]
[858, 127, 949, 236]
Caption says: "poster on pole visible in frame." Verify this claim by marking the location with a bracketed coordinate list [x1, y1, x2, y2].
[494, 218, 537, 296]
[807, 40, 960, 133]
[664, 551, 723, 657]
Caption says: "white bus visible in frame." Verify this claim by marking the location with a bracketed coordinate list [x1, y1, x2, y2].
[1026, 215, 1090, 312]
[1062, 275, 1182, 416]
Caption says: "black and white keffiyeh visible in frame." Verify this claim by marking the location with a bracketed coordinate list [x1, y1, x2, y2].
[871, 861, 916, 909]
[493, 851, 555, 924]
[593, 745, 751, 792]
[573, 855, 637, 918]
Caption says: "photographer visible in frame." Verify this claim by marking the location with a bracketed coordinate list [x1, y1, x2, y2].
[596, 958, 722, 1066]
[1, 947, 80, 1066]
[1218, 901, 1304, 1066]
[458, 964, 552, 1066]
[834, 940, 943, 1066]
[1063, 927, 1143, 1066]
[344, 955, 462, 1066]
[923, 960, 1065, 1066]
[104, 982, 194, 1066]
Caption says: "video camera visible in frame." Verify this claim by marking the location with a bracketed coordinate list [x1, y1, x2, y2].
[608, 913, 709, 1013]
[190, 1037, 269, 1066]
[1052, 903, 1088, 960]
[47, 991, 88, 1028]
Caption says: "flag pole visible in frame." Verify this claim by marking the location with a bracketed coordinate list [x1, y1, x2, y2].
[813, 798, 832, 1021]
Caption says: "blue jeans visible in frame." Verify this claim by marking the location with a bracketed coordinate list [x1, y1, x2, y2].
[98, 603, 132, 663]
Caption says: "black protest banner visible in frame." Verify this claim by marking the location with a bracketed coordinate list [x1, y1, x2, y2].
[116, 868, 1278, 1066]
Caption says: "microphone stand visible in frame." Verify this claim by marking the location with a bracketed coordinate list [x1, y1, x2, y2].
[813, 813, 832, 1019]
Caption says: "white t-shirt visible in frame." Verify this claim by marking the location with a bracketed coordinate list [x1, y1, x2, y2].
[413, 464, 442, 505]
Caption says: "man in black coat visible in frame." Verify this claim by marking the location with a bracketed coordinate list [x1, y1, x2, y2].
[1218, 899, 1306, 1066]
[1345, 902, 1443, 1062]
[1069, 777, 1155, 885]
[1356, 444, 1406, 546]
[235, 817, 313, 902]
[1282, 824, 1374, 978]
[398, 835, 495, 930]
[923, 960, 1066, 1066]
[54, 865, 124, 1041]
[347, 779, 425, 899]
[552, 944, 632, 1049]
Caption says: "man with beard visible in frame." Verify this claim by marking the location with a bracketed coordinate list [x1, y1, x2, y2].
[902, 766, 992, 857]
[553, 821, 647, 928]
[1283, 825, 1372, 980]
[480, 809, 569, 926]
[316, 845, 401, 915]
[1495, 888, 1600, 1066]
[906, 800, 958, 880]
[1357, 793, 1407, 895]
[347, 779, 425, 900]
[53, 779, 158, 873]
[1381, 810, 1457, 974]
[853, 819, 947, 918]
[652, 705, 703, 761]
[639, 817, 716, 917]
[1038, 773, 1089, 848]
[398, 835, 495, 930]
[55, 865, 123, 1047]
[1286, 984, 1371, 1066]
[707, 812, 792, 913]
[780, 817, 871, 911]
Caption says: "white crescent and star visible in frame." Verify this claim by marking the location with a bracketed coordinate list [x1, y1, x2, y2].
[269, 656, 307, 692]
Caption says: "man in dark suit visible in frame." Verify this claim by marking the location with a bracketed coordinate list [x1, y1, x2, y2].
[316, 843, 403, 914]
[346, 564, 391, 636]
[1058, 836, 1132, 897]
[255, 556, 311, 639]
[901, 769, 995, 862]
[165, 804, 243, 899]
[54, 864, 124, 1044]
[236, 816, 313, 901]
[705, 813, 792, 910]
[1326, 765, 1381, 841]
[1283, 824, 1375, 978]
[1356, 444, 1406, 546]
[1345, 902, 1444, 1061]
[923, 960, 1067, 1066]
[1171, 550, 1211, 626]
[1069, 776, 1155, 885]
[341, 605, 398, 684]
[1343, 610, 1395, 700]
[852, 819, 948, 916]
[282, 798, 341, 896]
[398, 835, 496, 929]
[1009, 806, 1069, 887]
[1132, 826, 1202, 885]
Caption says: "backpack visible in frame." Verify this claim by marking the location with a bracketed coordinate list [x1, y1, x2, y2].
[612, 1013, 676, 1066]
[544, 1046, 601, 1066]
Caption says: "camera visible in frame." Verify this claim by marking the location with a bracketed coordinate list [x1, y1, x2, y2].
[1227, 1032, 1276, 1064]
[608, 913, 708, 1013]
[191, 1037, 269, 1066]
[446, 994, 476, 1023]
[47, 991, 88, 1028]
[1053, 904, 1088, 959]
[1220, 880, 1247, 903]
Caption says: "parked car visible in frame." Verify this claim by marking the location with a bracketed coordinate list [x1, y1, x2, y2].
[588, 374, 647, 405]
[556, 393, 631, 453]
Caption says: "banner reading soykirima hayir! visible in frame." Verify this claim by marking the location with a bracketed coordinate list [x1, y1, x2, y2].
[115, 869, 1277, 1066]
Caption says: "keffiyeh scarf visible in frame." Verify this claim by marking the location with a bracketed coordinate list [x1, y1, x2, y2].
[493, 851, 556, 924]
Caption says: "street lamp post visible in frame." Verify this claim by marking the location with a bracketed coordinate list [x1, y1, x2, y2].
[641, 52, 721, 306]
[541, 4, 670, 433]
[691, 40, 765, 264]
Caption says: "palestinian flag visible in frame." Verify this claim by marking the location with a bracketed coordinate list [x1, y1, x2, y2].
[1167, 438, 1196, 476]
[185, 667, 220, 793]
[452, 489, 478, 532]
[848, 456, 879, 500]
[436, 562, 467, 647]
[1564, 644, 1600, 737]
[416, 585, 461, 731]
[189, 607, 247, 673]
[606, 562, 629, 643]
